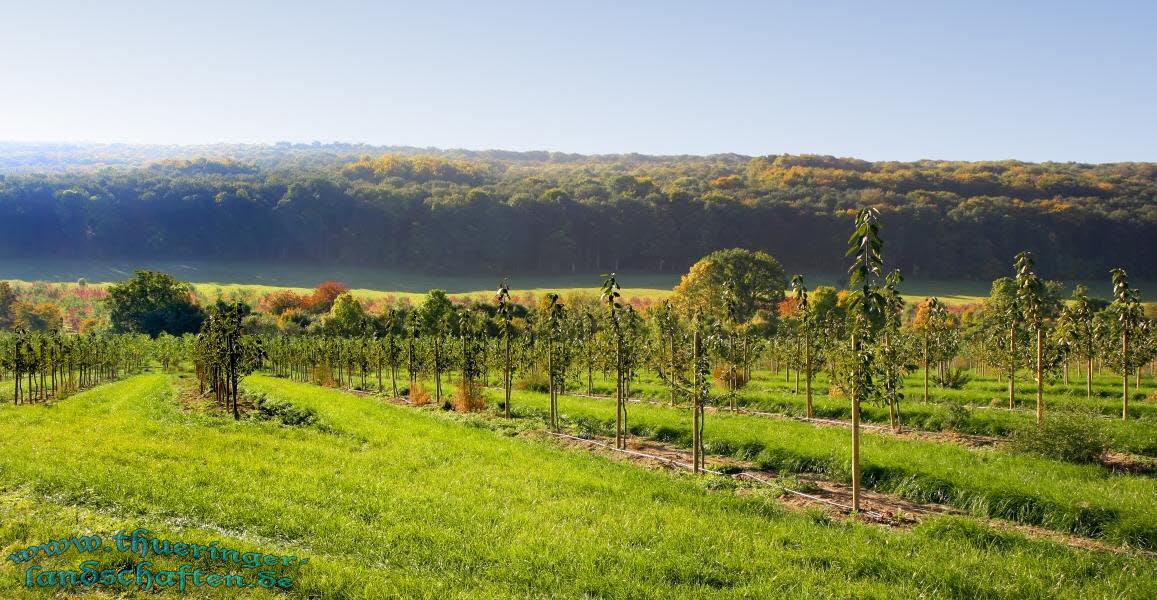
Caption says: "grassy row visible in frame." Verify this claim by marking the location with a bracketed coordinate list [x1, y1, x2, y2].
[567, 369, 1157, 456]
[493, 383, 1157, 549]
[0, 374, 1151, 597]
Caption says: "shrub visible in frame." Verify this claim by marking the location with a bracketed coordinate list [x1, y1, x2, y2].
[934, 368, 972, 389]
[931, 403, 971, 432]
[515, 368, 550, 393]
[254, 393, 321, 427]
[711, 364, 749, 389]
[409, 382, 432, 406]
[1010, 410, 1108, 464]
[311, 364, 336, 387]
[453, 382, 487, 413]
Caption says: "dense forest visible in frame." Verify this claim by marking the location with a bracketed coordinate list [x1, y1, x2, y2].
[0, 143, 1154, 279]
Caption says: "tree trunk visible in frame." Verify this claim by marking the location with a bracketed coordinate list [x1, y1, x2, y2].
[548, 340, 557, 431]
[1041, 328, 1050, 423]
[804, 330, 813, 419]
[923, 332, 929, 403]
[793, 337, 801, 394]
[1087, 356, 1093, 399]
[616, 337, 624, 449]
[1123, 330, 1130, 420]
[1008, 324, 1016, 409]
[692, 327, 703, 474]
[504, 334, 512, 419]
[669, 334, 677, 406]
[851, 331, 861, 513]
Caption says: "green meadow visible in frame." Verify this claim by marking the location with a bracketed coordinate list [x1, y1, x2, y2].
[0, 374, 1153, 598]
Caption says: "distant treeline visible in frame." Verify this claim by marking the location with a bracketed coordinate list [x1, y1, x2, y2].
[0, 146, 1153, 279]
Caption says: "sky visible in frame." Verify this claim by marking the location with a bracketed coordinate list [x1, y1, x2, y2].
[0, 1, 1154, 162]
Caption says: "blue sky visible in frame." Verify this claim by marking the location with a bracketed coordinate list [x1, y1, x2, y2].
[1, 1, 1153, 161]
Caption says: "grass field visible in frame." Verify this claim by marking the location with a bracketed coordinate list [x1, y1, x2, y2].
[0, 258, 677, 302]
[1, 374, 1154, 598]
[5, 257, 1152, 306]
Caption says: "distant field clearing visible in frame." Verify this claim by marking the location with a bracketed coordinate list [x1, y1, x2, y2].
[1, 258, 1151, 306]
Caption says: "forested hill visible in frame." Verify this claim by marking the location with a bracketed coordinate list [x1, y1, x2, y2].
[0, 143, 1154, 279]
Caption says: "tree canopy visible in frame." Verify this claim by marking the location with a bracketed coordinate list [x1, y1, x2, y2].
[0, 145, 1154, 279]
[105, 270, 206, 337]
[671, 248, 786, 324]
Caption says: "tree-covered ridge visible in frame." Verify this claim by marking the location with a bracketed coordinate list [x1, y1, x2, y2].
[0, 147, 1153, 279]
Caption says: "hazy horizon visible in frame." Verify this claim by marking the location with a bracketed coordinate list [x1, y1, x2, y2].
[0, 139, 1152, 167]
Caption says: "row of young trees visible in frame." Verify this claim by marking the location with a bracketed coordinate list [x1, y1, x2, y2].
[0, 329, 153, 403]
[8, 225, 1152, 514]
[248, 263, 1153, 439]
[193, 303, 265, 420]
[245, 225, 1152, 511]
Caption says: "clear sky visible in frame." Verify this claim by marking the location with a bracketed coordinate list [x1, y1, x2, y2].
[1, 1, 1154, 162]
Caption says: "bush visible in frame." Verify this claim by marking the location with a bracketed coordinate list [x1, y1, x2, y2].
[934, 368, 972, 389]
[254, 393, 321, 427]
[453, 382, 487, 413]
[409, 382, 432, 406]
[711, 364, 749, 390]
[515, 368, 550, 393]
[1010, 410, 1108, 464]
[929, 403, 971, 432]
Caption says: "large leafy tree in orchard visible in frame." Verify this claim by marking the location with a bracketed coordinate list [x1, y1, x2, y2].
[106, 271, 205, 337]
[671, 248, 786, 325]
